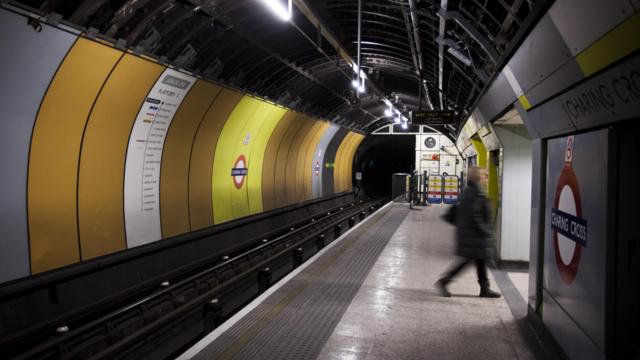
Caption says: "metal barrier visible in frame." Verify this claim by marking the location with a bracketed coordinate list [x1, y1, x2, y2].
[427, 175, 444, 204]
[443, 175, 460, 204]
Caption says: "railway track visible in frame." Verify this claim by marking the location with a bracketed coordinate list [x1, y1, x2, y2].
[4, 198, 385, 360]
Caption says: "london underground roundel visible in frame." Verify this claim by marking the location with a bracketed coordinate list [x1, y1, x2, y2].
[231, 154, 248, 189]
[551, 136, 588, 284]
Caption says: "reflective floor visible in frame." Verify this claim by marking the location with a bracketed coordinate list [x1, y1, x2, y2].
[180, 203, 538, 360]
[317, 204, 535, 360]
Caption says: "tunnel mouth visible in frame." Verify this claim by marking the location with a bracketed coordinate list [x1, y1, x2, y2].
[356, 135, 415, 199]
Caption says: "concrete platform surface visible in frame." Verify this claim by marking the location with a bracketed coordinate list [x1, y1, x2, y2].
[317, 204, 535, 360]
[179, 202, 538, 360]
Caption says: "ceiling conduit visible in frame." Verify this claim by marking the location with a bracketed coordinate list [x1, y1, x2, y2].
[437, 0, 448, 110]
[407, 0, 433, 110]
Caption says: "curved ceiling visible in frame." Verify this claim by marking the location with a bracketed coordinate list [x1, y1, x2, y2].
[13, 0, 542, 135]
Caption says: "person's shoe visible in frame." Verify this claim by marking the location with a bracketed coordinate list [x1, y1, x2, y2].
[435, 278, 451, 297]
[479, 288, 501, 298]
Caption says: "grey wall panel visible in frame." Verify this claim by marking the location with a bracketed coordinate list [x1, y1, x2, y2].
[312, 125, 339, 198]
[508, 15, 574, 94]
[0, 9, 77, 283]
[322, 128, 348, 196]
[514, 102, 540, 139]
[555, 53, 640, 131]
[523, 59, 584, 106]
[544, 130, 609, 353]
[525, 52, 640, 139]
[528, 139, 544, 308]
[549, 0, 634, 56]
[475, 72, 517, 125]
[523, 98, 578, 138]
[542, 289, 605, 360]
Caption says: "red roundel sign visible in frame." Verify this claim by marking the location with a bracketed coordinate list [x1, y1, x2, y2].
[231, 155, 248, 189]
[551, 136, 588, 284]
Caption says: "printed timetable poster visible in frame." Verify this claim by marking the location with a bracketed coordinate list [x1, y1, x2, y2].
[543, 129, 609, 352]
[124, 69, 195, 247]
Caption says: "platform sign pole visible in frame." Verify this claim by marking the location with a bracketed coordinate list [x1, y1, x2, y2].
[423, 171, 428, 205]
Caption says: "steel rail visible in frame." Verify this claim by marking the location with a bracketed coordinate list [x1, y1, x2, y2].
[10, 199, 383, 359]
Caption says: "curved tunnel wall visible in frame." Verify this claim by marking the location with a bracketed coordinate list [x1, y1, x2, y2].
[0, 8, 363, 283]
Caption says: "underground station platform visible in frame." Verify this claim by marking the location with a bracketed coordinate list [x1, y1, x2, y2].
[177, 202, 550, 360]
[1, 0, 639, 359]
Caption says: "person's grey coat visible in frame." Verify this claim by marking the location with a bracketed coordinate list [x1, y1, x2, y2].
[454, 181, 495, 259]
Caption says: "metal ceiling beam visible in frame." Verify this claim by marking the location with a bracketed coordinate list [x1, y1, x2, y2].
[437, 0, 447, 110]
[196, 6, 353, 111]
[437, 9, 499, 62]
[408, 0, 433, 110]
[293, 0, 390, 107]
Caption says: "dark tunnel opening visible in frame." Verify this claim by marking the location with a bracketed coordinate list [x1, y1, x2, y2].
[355, 135, 415, 199]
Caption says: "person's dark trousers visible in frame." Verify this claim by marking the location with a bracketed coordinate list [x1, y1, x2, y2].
[437, 257, 501, 298]
[444, 258, 488, 283]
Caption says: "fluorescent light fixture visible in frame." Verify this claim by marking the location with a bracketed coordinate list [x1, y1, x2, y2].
[351, 79, 360, 88]
[357, 77, 365, 93]
[351, 63, 367, 79]
[384, 108, 392, 117]
[394, 116, 401, 123]
[401, 122, 408, 129]
[258, 0, 292, 21]
[447, 47, 472, 66]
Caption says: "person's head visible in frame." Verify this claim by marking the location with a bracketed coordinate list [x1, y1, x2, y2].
[468, 166, 488, 186]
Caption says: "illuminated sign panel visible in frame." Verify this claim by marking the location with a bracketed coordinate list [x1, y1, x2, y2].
[410, 110, 455, 125]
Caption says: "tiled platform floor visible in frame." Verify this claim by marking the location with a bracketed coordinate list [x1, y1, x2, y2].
[317, 204, 535, 360]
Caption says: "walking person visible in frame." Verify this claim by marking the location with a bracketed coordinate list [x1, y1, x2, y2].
[436, 166, 501, 298]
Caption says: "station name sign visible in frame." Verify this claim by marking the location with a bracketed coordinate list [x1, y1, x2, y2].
[410, 110, 455, 125]
[527, 53, 640, 135]
[551, 208, 587, 247]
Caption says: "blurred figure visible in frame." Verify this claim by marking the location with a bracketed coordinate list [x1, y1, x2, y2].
[436, 166, 501, 298]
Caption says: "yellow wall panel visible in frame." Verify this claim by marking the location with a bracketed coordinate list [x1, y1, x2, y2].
[274, 114, 306, 208]
[344, 134, 364, 192]
[340, 133, 353, 192]
[189, 89, 243, 230]
[78, 54, 164, 260]
[303, 122, 329, 200]
[339, 133, 356, 192]
[262, 111, 296, 211]
[294, 121, 323, 203]
[160, 80, 222, 238]
[333, 133, 350, 193]
[28, 39, 123, 273]
[334, 132, 357, 193]
[246, 106, 287, 215]
[212, 96, 261, 223]
[285, 116, 315, 205]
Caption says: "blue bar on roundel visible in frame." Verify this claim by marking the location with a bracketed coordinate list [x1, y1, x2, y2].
[551, 208, 588, 247]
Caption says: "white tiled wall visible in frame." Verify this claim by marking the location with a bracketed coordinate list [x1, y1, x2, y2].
[494, 126, 533, 261]
[415, 133, 461, 176]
